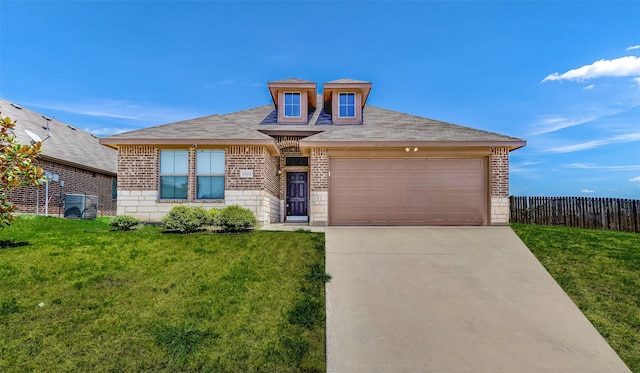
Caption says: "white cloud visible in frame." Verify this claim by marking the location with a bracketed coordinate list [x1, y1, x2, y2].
[565, 163, 640, 171]
[530, 113, 601, 135]
[627, 45, 640, 51]
[22, 99, 203, 125]
[546, 132, 640, 153]
[86, 127, 133, 136]
[583, 84, 595, 90]
[510, 161, 545, 173]
[630, 176, 640, 182]
[581, 189, 595, 193]
[542, 56, 640, 82]
[634, 77, 640, 86]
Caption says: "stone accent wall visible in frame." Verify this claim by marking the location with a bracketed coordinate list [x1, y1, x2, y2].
[490, 147, 510, 224]
[309, 191, 328, 225]
[310, 148, 328, 191]
[118, 190, 225, 221]
[118, 145, 158, 191]
[118, 190, 280, 224]
[9, 159, 116, 216]
[226, 190, 280, 224]
[491, 197, 510, 225]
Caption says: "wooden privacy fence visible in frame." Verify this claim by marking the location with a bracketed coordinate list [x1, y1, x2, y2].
[510, 196, 640, 233]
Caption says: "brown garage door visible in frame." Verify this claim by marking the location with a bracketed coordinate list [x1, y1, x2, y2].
[330, 158, 487, 225]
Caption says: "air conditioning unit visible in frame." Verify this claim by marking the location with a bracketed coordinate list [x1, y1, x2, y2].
[64, 194, 99, 219]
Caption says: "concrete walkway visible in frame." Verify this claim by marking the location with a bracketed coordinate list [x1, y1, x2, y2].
[326, 227, 630, 373]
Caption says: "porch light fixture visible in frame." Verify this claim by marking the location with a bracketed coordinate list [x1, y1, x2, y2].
[413, 147, 418, 152]
[405, 147, 410, 152]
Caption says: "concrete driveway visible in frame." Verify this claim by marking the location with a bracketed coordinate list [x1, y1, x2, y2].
[326, 227, 630, 373]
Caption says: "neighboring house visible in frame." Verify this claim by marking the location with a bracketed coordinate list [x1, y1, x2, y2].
[1, 98, 117, 217]
[100, 78, 525, 226]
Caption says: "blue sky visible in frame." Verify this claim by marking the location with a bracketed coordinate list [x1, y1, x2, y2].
[1, 1, 639, 198]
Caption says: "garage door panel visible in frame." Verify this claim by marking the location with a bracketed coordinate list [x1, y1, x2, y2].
[330, 158, 487, 226]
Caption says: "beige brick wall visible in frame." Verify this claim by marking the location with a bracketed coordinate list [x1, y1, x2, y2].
[490, 147, 510, 224]
[310, 148, 328, 191]
[116, 145, 281, 223]
[118, 145, 158, 191]
[309, 148, 329, 225]
[9, 159, 116, 216]
[490, 147, 509, 197]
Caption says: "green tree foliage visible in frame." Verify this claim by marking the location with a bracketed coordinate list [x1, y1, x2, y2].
[0, 113, 44, 227]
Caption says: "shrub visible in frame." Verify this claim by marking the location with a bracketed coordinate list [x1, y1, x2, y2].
[218, 205, 257, 233]
[162, 206, 209, 233]
[109, 215, 141, 231]
[208, 208, 221, 227]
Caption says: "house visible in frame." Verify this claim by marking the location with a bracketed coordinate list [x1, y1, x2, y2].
[1, 98, 117, 217]
[100, 78, 525, 226]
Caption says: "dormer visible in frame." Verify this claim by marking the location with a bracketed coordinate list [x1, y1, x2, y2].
[323, 79, 372, 125]
[267, 78, 317, 125]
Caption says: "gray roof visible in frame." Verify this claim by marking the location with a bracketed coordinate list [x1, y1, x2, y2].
[0, 98, 117, 174]
[107, 110, 273, 140]
[269, 78, 315, 84]
[101, 102, 524, 148]
[326, 78, 371, 84]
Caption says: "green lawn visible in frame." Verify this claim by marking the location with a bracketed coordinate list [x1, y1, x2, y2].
[512, 223, 640, 372]
[0, 215, 328, 372]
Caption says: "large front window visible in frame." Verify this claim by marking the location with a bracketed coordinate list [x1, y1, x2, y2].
[196, 150, 225, 199]
[284, 92, 301, 117]
[159, 150, 188, 199]
[339, 92, 355, 117]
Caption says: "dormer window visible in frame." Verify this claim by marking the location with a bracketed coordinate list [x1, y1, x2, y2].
[323, 79, 372, 125]
[284, 92, 301, 117]
[267, 79, 317, 124]
[339, 93, 355, 118]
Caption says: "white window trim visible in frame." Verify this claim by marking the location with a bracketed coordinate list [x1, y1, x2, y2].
[283, 91, 302, 118]
[338, 92, 356, 118]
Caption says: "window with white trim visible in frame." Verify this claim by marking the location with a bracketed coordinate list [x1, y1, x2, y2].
[196, 150, 225, 200]
[284, 92, 301, 117]
[339, 92, 355, 117]
[159, 150, 188, 199]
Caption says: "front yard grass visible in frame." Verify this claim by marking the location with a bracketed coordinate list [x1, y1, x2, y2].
[0, 215, 327, 372]
[511, 223, 640, 372]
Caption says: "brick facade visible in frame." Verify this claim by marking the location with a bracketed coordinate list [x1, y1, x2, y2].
[118, 145, 158, 191]
[490, 147, 510, 224]
[310, 148, 329, 191]
[309, 148, 329, 225]
[116, 144, 513, 226]
[9, 158, 116, 217]
[490, 146, 509, 197]
[117, 145, 281, 223]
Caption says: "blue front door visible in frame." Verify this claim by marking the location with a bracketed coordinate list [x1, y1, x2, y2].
[287, 172, 308, 217]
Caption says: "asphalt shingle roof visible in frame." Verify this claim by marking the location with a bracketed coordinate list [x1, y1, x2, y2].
[0, 98, 117, 174]
[101, 102, 524, 147]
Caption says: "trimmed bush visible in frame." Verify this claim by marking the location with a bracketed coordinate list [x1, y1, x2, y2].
[218, 205, 257, 233]
[162, 206, 209, 233]
[109, 215, 140, 231]
[208, 208, 221, 227]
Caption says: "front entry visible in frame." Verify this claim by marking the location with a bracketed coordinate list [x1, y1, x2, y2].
[286, 172, 308, 222]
